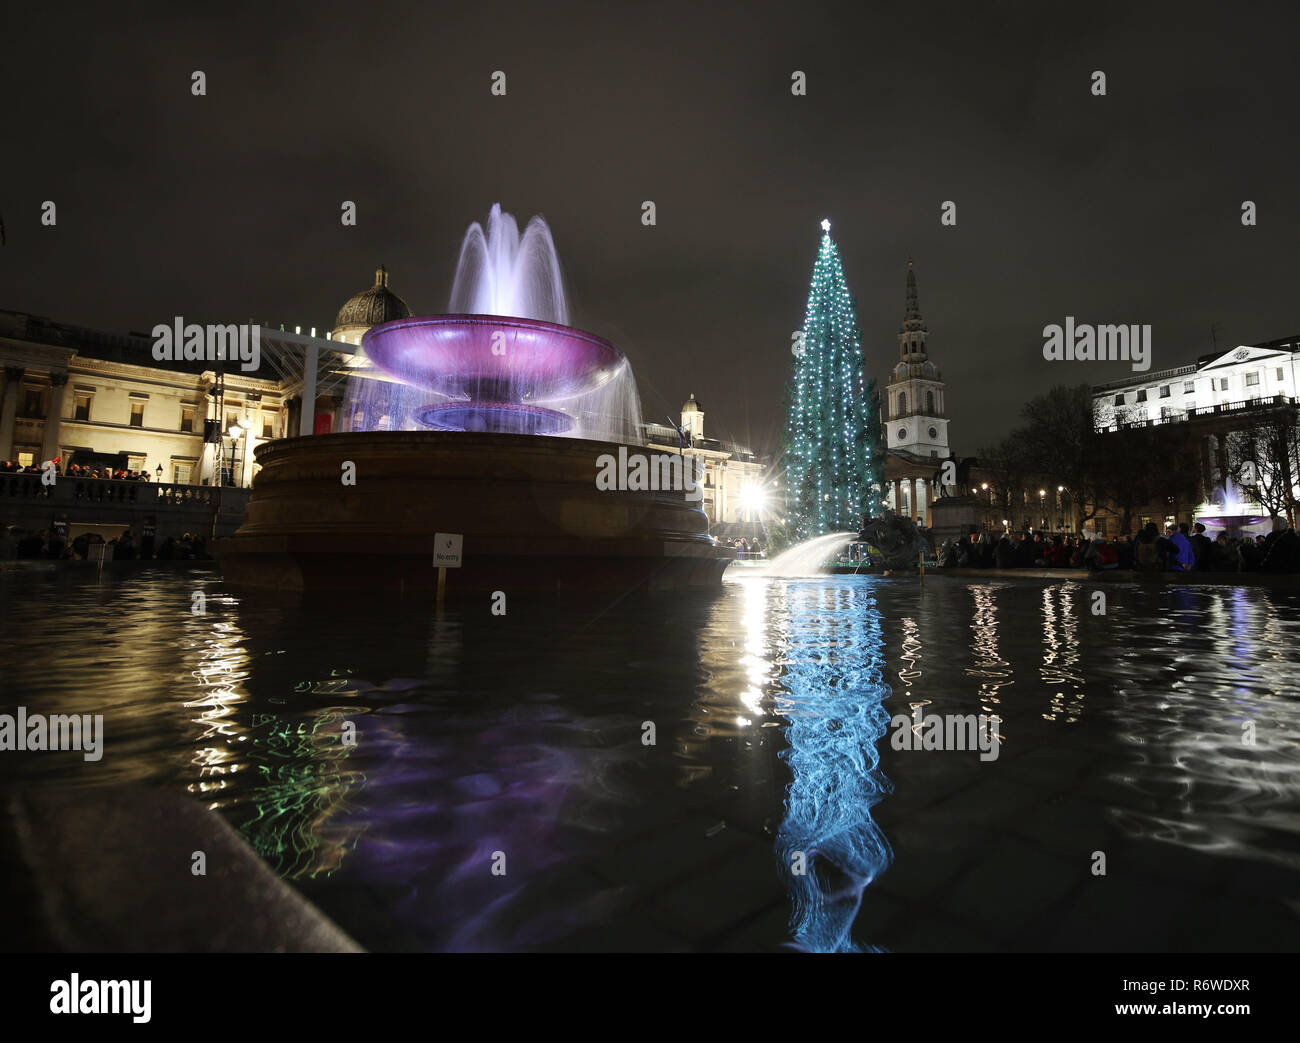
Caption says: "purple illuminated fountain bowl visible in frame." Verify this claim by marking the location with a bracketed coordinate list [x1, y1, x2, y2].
[362, 314, 625, 402]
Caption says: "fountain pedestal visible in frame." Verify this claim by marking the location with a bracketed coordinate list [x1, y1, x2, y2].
[214, 431, 733, 592]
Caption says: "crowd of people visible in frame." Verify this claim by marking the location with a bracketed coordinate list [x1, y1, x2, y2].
[728, 537, 765, 559]
[940, 522, 1300, 574]
[0, 525, 208, 562]
[1, 460, 154, 480]
[65, 465, 154, 481]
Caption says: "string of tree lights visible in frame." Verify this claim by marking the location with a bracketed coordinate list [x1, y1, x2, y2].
[784, 219, 884, 539]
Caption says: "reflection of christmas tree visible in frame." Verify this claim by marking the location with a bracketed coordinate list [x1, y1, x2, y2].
[784, 220, 883, 538]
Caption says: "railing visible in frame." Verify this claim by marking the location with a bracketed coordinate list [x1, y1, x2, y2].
[1096, 394, 1296, 433]
[0, 472, 54, 500]
[1093, 362, 1198, 393]
[0, 473, 246, 512]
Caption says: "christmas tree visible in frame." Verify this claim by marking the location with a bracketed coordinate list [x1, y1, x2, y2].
[784, 219, 883, 539]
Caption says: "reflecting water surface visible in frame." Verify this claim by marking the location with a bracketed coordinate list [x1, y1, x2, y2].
[2, 566, 1298, 951]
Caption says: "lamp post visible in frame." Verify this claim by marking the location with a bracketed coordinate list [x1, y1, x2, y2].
[227, 422, 244, 487]
[1038, 488, 1046, 530]
[1057, 484, 1065, 531]
[155, 463, 163, 484]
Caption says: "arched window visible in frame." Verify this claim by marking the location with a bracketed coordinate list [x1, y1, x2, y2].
[926, 390, 935, 413]
[897, 392, 907, 416]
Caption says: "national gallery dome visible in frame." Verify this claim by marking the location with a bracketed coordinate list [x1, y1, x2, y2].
[332, 266, 411, 345]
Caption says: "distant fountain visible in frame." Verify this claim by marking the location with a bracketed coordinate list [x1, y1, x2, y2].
[344, 204, 643, 443]
[1198, 476, 1271, 538]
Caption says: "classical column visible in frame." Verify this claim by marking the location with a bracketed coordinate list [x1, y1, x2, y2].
[0, 366, 24, 461]
[910, 477, 921, 522]
[299, 342, 319, 436]
[892, 478, 902, 515]
[41, 371, 69, 464]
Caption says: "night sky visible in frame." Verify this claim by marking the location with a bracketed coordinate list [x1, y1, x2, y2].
[3, 1, 1296, 458]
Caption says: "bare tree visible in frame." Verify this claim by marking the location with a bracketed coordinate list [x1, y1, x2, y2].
[1015, 384, 1107, 527]
[1224, 403, 1300, 526]
[977, 438, 1030, 529]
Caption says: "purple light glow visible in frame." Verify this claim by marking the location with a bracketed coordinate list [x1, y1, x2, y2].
[344, 206, 644, 441]
[362, 314, 625, 403]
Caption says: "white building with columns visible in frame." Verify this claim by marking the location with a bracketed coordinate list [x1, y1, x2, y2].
[1093, 337, 1300, 430]
[1091, 334, 1300, 531]
[643, 394, 770, 535]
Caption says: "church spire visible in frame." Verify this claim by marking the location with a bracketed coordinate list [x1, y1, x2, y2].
[899, 258, 928, 345]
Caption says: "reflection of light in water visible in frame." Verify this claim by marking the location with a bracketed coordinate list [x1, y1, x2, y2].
[237, 712, 369, 880]
[1041, 584, 1085, 724]
[772, 581, 893, 953]
[738, 575, 775, 718]
[967, 584, 1013, 717]
[184, 610, 251, 797]
[1108, 588, 1300, 871]
[182, 592, 366, 880]
[898, 617, 922, 693]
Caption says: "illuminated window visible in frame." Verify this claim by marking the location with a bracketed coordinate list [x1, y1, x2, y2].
[172, 462, 193, 485]
[130, 402, 145, 427]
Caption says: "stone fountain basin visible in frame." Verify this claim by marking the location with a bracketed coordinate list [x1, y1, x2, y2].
[362, 314, 625, 403]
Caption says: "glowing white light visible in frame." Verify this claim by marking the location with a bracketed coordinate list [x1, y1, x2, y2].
[820, 218, 831, 232]
[740, 484, 768, 514]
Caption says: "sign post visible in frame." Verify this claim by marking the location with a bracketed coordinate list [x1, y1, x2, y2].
[433, 533, 463, 604]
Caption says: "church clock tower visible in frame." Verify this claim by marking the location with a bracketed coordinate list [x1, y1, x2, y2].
[884, 260, 949, 459]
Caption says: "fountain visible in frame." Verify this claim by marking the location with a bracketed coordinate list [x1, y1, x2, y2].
[729, 532, 857, 578]
[214, 205, 730, 593]
[343, 207, 642, 443]
[1195, 476, 1272, 539]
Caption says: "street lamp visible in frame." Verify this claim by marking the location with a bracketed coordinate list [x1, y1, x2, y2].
[1038, 489, 1046, 530]
[155, 463, 163, 483]
[226, 422, 245, 487]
